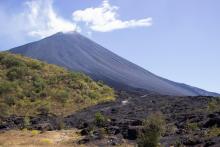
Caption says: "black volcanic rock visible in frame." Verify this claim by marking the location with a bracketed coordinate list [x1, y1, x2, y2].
[9, 32, 219, 96]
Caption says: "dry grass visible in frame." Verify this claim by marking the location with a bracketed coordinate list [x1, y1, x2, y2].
[0, 129, 83, 147]
[0, 130, 136, 147]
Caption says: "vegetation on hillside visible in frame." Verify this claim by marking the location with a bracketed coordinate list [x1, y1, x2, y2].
[0, 52, 115, 117]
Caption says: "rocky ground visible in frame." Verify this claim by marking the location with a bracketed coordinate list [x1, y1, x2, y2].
[1, 90, 220, 146]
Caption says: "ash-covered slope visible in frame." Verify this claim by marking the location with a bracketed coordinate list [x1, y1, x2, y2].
[9, 32, 219, 96]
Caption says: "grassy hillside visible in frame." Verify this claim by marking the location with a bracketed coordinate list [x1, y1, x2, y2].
[0, 52, 115, 117]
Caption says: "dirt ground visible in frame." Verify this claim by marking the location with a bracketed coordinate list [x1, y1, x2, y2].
[0, 130, 135, 147]
[0, 129, 82, 147]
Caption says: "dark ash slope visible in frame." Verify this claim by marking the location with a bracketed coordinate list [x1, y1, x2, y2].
[9, 32, 219, 96]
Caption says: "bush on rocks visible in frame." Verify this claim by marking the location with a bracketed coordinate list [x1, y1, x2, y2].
[137, 112, 166, 147]
[95, 112, 106, 127]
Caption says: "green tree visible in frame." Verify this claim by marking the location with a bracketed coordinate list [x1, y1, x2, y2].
[95, 112, 106, 127]
[137, 113, 166, 147]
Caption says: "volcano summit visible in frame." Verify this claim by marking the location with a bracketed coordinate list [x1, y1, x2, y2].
[9, 32, 219, 96]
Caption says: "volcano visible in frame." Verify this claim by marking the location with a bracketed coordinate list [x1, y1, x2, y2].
[9, 32, 219, 96]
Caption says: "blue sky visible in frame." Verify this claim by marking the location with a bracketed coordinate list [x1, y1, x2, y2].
[0, 0, 219, 93]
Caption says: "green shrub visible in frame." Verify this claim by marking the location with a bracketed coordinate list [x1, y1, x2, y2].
[206, 125, 220, 137]
[24, 116, 30, 128]
[16, 98, 38, 115]
[55, 89, 69, 104]
[95, 112, 106, 127]
[32, 76, 46, 93]
[68, 81, 81, 89]
[0, 81, 16, 94]
[7, 66, 28, 80]
[88, 91, 100, 99]
[208, 100, 220, 112]
[1, 56, 25, 68]
[78, 81, 87, 89]
[137, 113, 166, 147]
[0, 103, 10, 117]
[68, 72, 84, 80]
[101, 86, 114, 95]
[174, 140, 183, 147]
[97, 81, 104, 87]
[185, 122, 198, 132]
[28, 61, 42, 69]
[37, 102, 51, 114]
[47, 76, 58, 85]
[12, 98, 50, 116]
[4, 96, 16, 106]
[84, 76, 92, 83]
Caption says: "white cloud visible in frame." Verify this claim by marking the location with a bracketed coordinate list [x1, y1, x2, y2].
[0, 0, 80, 43]
[72, 0, 152, 32]
[0, 6, 31, 49]
[0, 0, 152, 49]
[25, 0, 80, 38]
